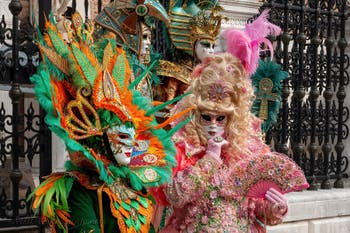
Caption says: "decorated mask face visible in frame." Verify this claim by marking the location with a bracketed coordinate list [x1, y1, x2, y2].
[199, 111, 227, 140]
[140, 23, 152, 63]
[195, 39, 215, 62]
[106, 124, 136, 166]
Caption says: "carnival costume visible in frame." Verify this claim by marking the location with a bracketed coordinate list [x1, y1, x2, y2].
[94, 0, 169, 99]
[29, 13, 189, 233]
[155, 0, 223, 103]
[153, 10, 309, 233]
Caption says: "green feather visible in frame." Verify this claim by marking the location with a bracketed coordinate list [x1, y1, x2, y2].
[42, 187, 55, 216]
[112, 54, 127, 87]
[146, 92, 190, 116]
[47, 26, 70, 58]
[93, 39, 117, 63]
[71, 44, 97, 85]
[30, 67, 54, 114]
[166, 116, 192, 138]
[129, 59, 158, 90]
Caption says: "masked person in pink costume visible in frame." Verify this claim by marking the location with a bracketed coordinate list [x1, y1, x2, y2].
[151, 10, 309, 233]
[158, 53, 288, 233]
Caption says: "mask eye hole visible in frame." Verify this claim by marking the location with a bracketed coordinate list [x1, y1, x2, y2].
[216, 116, 226, 121]
[201, 115, 211, 121]
[117, 133, 129, 139]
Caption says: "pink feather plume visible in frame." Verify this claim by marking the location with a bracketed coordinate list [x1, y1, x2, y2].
[222, 9, 281, 75]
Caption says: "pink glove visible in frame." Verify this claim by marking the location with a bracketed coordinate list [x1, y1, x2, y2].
[265, 188, 288, 217]
[206, 136, 229, 164]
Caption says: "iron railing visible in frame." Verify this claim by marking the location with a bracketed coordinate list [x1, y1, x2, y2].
[261, 0, 349, 189]
[0, 0, 52, 231]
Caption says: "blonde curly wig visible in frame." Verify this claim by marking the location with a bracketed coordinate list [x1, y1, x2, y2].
[171, 53, 259, 156]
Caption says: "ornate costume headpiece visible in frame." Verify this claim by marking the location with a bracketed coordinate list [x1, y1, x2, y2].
[168, 0, 222, 56]
[94, 0, 169, 56]
[30, 13, 189, 233]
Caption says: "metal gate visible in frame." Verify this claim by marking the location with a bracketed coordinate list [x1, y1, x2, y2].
[0, 0, 52, 232]
[261, 0, 349, 190]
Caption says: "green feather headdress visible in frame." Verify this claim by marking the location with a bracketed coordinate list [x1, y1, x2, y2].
[251, 60, 289, 133]
[31, 13, 184, 190]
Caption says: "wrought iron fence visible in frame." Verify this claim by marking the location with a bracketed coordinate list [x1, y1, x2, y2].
[0, 0, 52, 232]
[261, 0, 349, 190]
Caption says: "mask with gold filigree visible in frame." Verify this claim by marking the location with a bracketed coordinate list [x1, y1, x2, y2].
[94, 0, 169, 59]
[168, 0, 223, 57]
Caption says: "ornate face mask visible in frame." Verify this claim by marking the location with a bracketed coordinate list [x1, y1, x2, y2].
[199, 111, 227, 140]
[195, 39, 215, 62]
[140, 23, 152, 64]
[169, 2, 222, 57]
[106, 125, 136, 166]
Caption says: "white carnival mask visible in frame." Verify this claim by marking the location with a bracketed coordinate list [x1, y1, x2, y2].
[140, 23, 152, 63]
[199, 112, 227, 140]
[106, 124, 136, 166]
[195, 39, 215, 62]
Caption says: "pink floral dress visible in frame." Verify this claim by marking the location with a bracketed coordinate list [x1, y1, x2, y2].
[160, 138, 287, 233]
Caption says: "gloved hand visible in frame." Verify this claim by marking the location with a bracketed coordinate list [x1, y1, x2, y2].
[265, 188, 288, 217]
[206, 136, 228, 164]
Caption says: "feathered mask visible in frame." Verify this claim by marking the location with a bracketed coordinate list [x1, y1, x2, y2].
[222, 9, 281, 75]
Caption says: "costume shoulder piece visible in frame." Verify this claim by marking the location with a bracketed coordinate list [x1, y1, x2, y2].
[30, 12, 186, 233]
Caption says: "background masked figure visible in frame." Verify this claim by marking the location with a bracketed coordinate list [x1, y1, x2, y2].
[155, 0, 223, 105]
[94, 0, 170, 99]
[29, 13, 183, 233]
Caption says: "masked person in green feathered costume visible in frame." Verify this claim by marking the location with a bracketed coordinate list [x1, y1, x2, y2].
[29, 12, 189, 233]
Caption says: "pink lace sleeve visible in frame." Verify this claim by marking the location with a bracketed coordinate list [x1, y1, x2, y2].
[165, 154, 221, 208]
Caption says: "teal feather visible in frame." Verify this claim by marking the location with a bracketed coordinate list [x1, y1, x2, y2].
[166, 116, 192, 138]
[30, 67, 53, 114]
[49, 12, 57, 24]
[129, 172, 144, 191]
[146, 92, 190, 116]
[129, 59, 158, 90]
[47, 26, 70, 59]
[251, 60, 288, 133]
[71, 44, 98, 86]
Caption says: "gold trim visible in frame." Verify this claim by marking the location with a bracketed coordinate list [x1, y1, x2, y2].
[169, 26, 190, 30]
[169, 32, 190, 36]
[171, 12, 192, 18]
[157, 60, 191, 84]
[171, 18, 191, 23]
